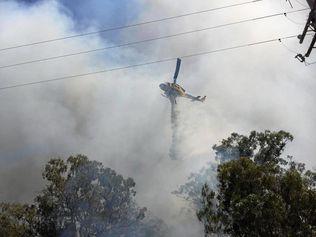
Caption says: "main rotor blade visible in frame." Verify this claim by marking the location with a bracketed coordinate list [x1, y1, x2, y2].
[173, 58, 181, 84]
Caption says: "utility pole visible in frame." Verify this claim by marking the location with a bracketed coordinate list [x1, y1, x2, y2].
[297, 0, 316, 61]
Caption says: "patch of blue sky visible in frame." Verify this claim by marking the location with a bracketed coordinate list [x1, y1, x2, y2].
[58, 0, 141, 41]
[57, 0, 143, 68]
[13, 0, 144, 72]
[15, 0, 142, 42]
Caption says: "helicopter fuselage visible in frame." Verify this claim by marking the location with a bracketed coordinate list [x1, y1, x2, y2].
[159, 82, 186, 97]
[159, 58, 206, 103]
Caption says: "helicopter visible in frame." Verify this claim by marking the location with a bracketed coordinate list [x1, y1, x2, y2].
[295, 0, 316, 62]
[159, 58, 206, 104]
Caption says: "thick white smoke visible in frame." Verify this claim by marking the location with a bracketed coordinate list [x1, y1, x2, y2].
[0, 0, 316, 236]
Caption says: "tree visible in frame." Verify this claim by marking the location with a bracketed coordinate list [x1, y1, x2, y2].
[35, 154, 154, 236]
[173, 163, 218, 210]
[0, 203, 37, 237]
[1, 155, 167, 237]
[197, 131, 316, 237]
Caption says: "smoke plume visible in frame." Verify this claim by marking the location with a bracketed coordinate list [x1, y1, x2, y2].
[1, 0, 316, 236]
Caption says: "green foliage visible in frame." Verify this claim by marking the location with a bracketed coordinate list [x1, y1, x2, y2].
[0, 203, 37, 237]
[36, 154, 146, 236]
[1, 155, 167, 237]
[198, 130, 316, 237]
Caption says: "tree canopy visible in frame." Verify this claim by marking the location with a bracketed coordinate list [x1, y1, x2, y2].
[197, 130, 316, 237]
[0, 155, 167, 237]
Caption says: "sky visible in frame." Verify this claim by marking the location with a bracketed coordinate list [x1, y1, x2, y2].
[0, 0, 316, 236]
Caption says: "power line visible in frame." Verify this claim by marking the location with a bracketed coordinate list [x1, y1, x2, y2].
[0, 8, 308, 70]
[0, 34, 299, 91]
[0, 0, 263, 52]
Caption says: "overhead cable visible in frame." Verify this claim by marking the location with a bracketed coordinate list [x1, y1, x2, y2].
[0, 0, 263, 52]
[0, 34, 300, 91]
[0, 8, 308, 70]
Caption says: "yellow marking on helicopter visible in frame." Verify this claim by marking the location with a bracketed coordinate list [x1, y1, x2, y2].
[159, 58, 206, 104]
[168, 82, 186, 96]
